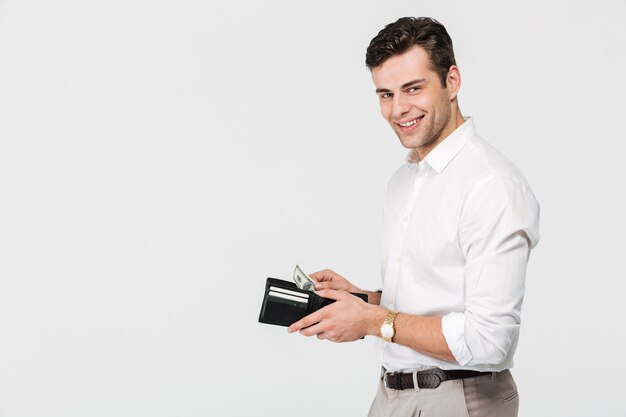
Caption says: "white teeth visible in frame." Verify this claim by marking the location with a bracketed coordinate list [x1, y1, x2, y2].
[400, 118, 419, 127]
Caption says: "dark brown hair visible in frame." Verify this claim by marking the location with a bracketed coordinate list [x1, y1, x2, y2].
[365, 17, 456, 87]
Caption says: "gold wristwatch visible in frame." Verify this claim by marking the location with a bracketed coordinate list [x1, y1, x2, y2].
[380, 310, 398, 343]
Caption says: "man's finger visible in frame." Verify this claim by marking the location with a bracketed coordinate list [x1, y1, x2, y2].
[287, 311, 322, 333]
[299, 322, 327, 337]
[314, 288, 346, 301]
[316, 332, 328, 340]
[313, 281, 335, 290]
[310, 270, 333, 282]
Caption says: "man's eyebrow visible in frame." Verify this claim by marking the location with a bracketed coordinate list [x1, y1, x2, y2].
[401, 79, 426, 89]
[375, 79, 427, 93]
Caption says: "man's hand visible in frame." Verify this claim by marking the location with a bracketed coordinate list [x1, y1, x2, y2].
[287, 289, 385, 342]
[309, 269, 361, 292]
[310, 269, 381, 305]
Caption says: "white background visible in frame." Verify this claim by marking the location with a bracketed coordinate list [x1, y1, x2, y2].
[1, 1, 625, 416]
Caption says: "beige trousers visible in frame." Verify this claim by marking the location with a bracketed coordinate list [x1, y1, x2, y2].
[368, 370, 519, 417]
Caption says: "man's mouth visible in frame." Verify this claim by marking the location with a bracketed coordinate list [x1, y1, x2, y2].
[396, 116, 424, 131]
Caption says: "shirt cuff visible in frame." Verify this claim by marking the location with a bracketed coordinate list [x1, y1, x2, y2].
[441, 312, 473, 366]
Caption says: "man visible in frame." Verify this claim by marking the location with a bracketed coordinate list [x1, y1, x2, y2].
[287, 17, 540, 417]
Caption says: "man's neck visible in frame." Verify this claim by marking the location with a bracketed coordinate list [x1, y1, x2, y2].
[412, 108, 464, 162]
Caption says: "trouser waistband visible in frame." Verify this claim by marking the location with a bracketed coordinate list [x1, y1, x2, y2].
[381, 366, 495, 390]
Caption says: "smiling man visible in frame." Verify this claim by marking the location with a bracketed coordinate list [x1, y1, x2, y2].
[287, 17, 540, 417]
[374, 44, 462, 159]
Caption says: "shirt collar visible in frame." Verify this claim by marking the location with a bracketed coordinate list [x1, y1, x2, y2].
[406, 117, 476, 174]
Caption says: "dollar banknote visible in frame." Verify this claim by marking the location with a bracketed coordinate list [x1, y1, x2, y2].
[293, 264, 316, 291]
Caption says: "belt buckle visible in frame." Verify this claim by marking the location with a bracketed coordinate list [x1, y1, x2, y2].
[383, 369, 421, 391]
[383, 370, 398, 390]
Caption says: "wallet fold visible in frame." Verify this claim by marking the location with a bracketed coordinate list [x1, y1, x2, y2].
[258, 277, 368, 327]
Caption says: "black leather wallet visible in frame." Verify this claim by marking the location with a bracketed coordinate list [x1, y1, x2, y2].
[258, 277, 368, 327]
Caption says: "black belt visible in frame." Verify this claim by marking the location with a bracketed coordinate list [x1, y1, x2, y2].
[382, 367, 493, 390]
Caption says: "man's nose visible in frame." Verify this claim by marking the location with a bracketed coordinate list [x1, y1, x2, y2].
[391, 94, 410, 118]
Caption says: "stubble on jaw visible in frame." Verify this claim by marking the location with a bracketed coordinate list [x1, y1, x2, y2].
[402, 102, 452, 162]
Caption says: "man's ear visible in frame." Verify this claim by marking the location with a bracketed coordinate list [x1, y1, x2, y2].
[446, 65, 461, 101]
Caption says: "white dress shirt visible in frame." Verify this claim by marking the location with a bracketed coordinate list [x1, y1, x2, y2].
[377, 118, 540, 372]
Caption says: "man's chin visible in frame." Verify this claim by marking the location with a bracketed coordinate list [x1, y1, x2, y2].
[397, 136, 422, 150]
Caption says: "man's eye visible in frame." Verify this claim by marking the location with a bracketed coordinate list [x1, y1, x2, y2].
[407, 87, 421, 93]
[380, 92, 392, 99]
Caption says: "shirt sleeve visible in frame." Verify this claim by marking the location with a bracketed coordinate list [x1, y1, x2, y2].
[441, 175, 540, 366]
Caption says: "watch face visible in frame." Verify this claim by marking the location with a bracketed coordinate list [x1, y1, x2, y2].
[381, 323, 394, 339]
